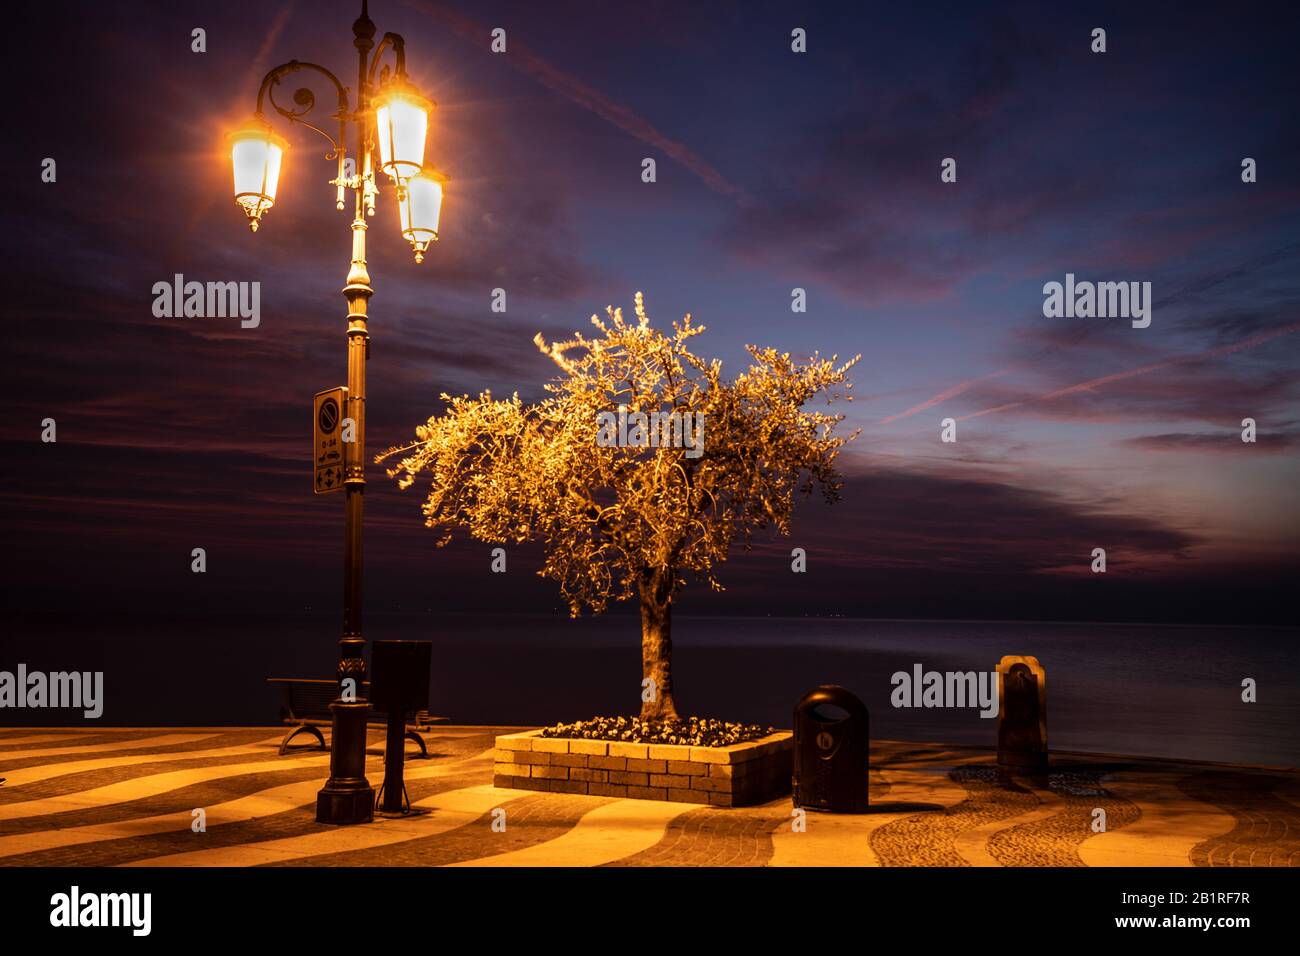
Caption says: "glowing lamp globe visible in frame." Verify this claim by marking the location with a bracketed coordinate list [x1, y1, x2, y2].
[228, 120, 289, 232]
[373, 80, 432, 190]
[398, 173, 443, 263]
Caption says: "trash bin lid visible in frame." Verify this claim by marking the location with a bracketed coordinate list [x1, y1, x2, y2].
[795, 684, 868, 725]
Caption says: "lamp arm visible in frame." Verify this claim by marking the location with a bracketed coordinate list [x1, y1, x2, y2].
[365, 33, 407, 87]
[255, 59, 352, 158]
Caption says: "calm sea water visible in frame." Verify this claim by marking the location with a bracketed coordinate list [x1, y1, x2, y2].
[3, 612, 1297, 767]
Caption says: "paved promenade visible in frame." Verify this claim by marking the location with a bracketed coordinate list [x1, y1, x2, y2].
[1, 727, 1296, 867]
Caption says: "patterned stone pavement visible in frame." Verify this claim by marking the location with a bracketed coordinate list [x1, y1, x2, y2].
[0, 727, 1295, 867]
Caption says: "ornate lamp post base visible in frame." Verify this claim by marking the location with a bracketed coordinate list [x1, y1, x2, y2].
[316, 700, 375, 824]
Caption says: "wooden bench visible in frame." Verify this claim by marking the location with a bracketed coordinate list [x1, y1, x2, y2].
[267, 678, 447, 758]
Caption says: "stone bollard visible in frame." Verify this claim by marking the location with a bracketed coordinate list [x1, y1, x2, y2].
[996, 655, 1048, 771]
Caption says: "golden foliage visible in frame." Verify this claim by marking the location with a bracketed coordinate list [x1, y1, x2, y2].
[379, 293, 859, 617]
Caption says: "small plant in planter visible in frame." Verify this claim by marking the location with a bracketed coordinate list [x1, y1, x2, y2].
[540, 716, 775, 747]
[381, 294, 858, 719]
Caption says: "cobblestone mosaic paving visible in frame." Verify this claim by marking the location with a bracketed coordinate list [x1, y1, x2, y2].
[1182, 771, 1300, 867]
[986, 769, 1141, 867]
[605, 805, 784, 866]
[869, 765, 1038, 866]
[1, 728, 1295, 867]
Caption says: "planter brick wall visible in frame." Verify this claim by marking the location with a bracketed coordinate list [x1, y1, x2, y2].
[494, 729, 793, 807]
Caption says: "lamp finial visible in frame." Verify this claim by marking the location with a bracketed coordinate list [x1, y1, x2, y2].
[354, 1, 376, 42]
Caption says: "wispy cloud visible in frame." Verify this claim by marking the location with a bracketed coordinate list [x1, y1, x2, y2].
[957, 321, 1300, 422]
[878, 369, 1009, 424]
[402, 0, 751, 205]
[1123, 429, 1300, 453]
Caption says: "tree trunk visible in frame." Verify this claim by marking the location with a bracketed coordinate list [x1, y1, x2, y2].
[638, 570, 678, 720]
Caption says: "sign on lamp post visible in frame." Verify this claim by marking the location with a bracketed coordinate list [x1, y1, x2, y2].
[314, 387, 348, 495]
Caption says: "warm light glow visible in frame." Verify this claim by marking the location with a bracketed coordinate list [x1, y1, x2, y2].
[228, 121, 288, 232]
[374, 84, 432, 189]
[398, 173, 443, 263]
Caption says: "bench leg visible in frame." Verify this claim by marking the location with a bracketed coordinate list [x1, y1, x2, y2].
[405, 730, 429, 759]
[280, 724, 327, 756]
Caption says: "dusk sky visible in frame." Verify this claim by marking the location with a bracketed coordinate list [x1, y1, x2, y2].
[5, 0, 1298, 624]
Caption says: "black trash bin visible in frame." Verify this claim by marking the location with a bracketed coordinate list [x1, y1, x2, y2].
[792, 685, 869, 813]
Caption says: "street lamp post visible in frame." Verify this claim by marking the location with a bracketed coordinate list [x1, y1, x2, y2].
[227, 1, 442, 825]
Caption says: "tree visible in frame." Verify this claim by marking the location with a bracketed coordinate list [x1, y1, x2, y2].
[379, 293, 859, 720]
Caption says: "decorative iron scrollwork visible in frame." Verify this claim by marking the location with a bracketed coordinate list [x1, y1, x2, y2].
[256, 60, 351, 156]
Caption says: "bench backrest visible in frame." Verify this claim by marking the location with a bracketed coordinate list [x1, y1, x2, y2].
[282, 679, 339, 720]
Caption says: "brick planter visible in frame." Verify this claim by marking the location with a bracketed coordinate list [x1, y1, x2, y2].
[494, 729, 792, 807]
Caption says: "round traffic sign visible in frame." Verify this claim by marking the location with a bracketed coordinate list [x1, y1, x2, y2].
[318, 397, 340, 433]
